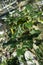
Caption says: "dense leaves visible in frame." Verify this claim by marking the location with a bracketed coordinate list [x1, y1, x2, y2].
[0, 0, 43, 65]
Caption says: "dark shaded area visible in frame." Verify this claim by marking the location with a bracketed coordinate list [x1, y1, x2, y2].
[34, 39, 43, 45]
[7, 57, 20, 65]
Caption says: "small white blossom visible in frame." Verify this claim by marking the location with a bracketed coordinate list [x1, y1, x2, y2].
[0, 31, 4, 35]
[12, 51, 17, 57]
[33, 44, 39, 50]
[24, 50, 34, 60]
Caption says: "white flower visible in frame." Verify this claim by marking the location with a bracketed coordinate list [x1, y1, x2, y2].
[24, 50, 34, 60]
[27, 61, 34, 65]
[33, 44, 39, 50]
[0, 31, 4, 35]
[12, 51, 17, 57]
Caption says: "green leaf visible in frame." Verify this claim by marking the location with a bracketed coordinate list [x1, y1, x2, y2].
[30, 29, 41, 35]
[24, 21, 33, 29]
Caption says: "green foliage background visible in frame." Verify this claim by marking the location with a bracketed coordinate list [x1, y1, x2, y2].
[0, 0, 43, 65]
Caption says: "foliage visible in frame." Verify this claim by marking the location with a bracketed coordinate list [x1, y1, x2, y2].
[0, 1, 43, 65]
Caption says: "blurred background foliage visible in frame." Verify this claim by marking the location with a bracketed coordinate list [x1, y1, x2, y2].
[0, 0, 43, 65]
